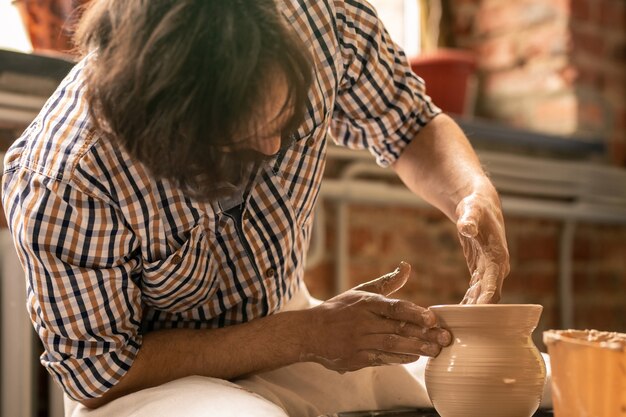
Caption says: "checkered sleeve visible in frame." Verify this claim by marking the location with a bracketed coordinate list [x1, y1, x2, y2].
[2, 168, 142, 401]
[330, 0, 442, 167]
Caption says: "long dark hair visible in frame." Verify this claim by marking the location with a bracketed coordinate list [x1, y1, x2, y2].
[75, 0, 313, 200]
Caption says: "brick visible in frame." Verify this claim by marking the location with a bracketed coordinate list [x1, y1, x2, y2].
[348, 261, 389, 288]
[575, 65, 606, 89]
[450, 0, 480, 6]
[573, 270, 595, 293]
[551, 0, 574, 17]
[600, 0, 626, 30]
[528, 270, 559, 294]
[529, 93, 579, 135]
[521, 1, 564, 25]
[304, 261, 335, 300]
[504, 270, 532, 293]
[599, 68, 626, 104]
[511, 224, 558, 262]
[596, 270, 626, 293]
[451, 1, 480, 38]
[397, 264, 428, 295]
[576, 304, 621, 330]
[570, 26, 607, 57]
[607, 37, 626, 64]
[571, 0, 592, 21]
[573, 236, 593, 260]
[398, 233, 437, 262]
[481, 101, 528, 129]
[604, 230, 626, 259]
[577, 94, 610, 131]
[483, 57, 572, 98]
[348, 226, 377, 257]
[476, 0, 559, 36]
[557, 65, 579, 88]
[571, 0, 602, 23]
[609, 135, 626, 166]
[615, 108, 626, 130]
[475, 2, 517, 36]
[518, 21, 570, 60]
[476, 35, 518, 70]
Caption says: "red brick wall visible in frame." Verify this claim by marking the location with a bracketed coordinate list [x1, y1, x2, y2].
[451, 0, 626, 165]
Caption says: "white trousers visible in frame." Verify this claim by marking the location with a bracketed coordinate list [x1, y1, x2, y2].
[65, 285, 553, 417]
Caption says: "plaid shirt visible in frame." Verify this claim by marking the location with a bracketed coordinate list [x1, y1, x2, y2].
[2, 0, 440, 401]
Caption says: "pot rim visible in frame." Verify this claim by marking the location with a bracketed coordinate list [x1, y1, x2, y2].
[428, 304, 544, 330]
[543, 329, 626, 351]
[429, 304, 543, 309]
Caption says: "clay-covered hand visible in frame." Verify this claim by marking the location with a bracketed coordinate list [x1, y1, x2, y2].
[456, 185, 510, 304]
[301, 262, 451, 373]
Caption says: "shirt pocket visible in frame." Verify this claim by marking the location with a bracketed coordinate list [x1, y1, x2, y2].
[141, 224, 217, 313]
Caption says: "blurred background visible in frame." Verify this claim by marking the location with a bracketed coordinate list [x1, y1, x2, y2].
[1, 0, 625, 416]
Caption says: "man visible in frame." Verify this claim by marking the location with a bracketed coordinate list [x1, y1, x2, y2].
[2, 0, 510, 415]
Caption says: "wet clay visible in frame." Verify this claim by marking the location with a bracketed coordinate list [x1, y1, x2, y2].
[425, 304, 546, 417]
[545, 329, 626, 350]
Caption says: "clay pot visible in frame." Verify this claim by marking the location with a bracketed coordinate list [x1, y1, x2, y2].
[425, 304, 546, 417]
[409, 49, 477, 116]
[12, 0, 91, 55]
[543, 329, 626, 417]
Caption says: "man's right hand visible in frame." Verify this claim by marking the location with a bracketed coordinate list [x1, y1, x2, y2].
[79, 261, 450, 409]
[301, 262, 451, 373]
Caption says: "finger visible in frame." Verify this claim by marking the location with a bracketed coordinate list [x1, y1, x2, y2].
[353, 351, 421, 367]
[461, 259, 483, 304]
[359, 334, 442, 357]
[364, 297, 438, 328]
[465, 265, 479, 291]
[471, 252, 487, 286]
[460, 237, 478, 275]
[369, 318, 452, 346]
[354, 261, 411, 296]
[461, 280, 481, 304]
[469, 260, 483, 288]
[476, 262, 501, 304]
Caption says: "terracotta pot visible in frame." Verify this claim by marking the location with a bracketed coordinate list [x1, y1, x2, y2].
[12, 0, 91, 55]
[543, 329, 626, 417]
[425, 304, 546, 417]
[409, 48, 477, 116]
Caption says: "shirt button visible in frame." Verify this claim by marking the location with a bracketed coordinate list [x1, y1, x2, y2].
[243, 211, 251, 221]
[306, 137, 315, 147]
[171, 255, 183, 265]
[265, 268, 275, 278]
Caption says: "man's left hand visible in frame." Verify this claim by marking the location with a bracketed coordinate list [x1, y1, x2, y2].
[455, 184, 510, 304]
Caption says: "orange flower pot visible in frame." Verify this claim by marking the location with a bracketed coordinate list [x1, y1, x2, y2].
[409, 48, 477, 116]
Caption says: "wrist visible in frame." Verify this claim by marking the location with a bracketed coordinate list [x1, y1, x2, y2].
[289, 306, 326, 364]
[471, 178, 499, 202]
[272, 309, 317, 365]
[453, 178, 502, 221]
